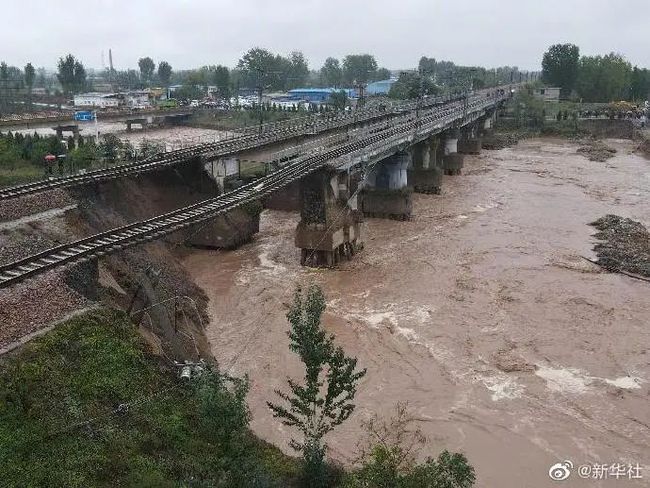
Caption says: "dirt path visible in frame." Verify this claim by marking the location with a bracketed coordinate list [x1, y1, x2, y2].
[184, 138, 650, 487]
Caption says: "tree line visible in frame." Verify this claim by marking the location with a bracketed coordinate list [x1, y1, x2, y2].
[542, 43, 650, 102]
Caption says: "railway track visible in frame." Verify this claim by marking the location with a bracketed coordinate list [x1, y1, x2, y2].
[0, 100, 427, 201]
[0, 94, 504, 289]
[0, 93, 471, 201]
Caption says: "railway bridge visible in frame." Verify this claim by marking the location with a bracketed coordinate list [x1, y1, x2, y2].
[0, 88, 510, 289]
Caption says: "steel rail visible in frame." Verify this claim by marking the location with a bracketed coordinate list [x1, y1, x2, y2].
[0, 103, 402, 200]
[0, 94, 505, 289]
[0, 92, 484, 201]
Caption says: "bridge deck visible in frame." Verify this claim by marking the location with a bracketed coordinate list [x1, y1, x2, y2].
[0, 92, 507, 289]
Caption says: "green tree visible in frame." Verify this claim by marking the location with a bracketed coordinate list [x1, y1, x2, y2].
[238, 47, 283, 90]
[268, 285, 366, 488]
[98, 134, 122, 165]
[541, 44, 580, 97]
[344, 403, 475, 488]
[321, 57, 343, 87]
[57, 54, 87, 94]
[138, 139, 165, 159]
[343, 54, 378, 85]
[157, 61, 172, 87]
[0, 137, 22, 170]
[576, 53, 633, 102]
[194, 366, 275, 485]
[213, 65, 231, 100]
[330, 90, 348, 110]
[418, 56, 437, 76]
[68, 141, 98, 169]
[173, 84, 204, 101]
[115, 69, 141, 90]
[0, 62, 8, 109]
[138, 57, 156, 85]
[512, 88, 546, 128]
[374, 67, 392, 81]
[389, 71, 440, 99]
[630, 67, 650, 101]
[185, 66, 212, 86]
[24, 63, 35, 106]
[287, 51, 309, 89]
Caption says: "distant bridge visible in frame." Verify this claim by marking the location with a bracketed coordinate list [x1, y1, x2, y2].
[0, 94, 462, 201]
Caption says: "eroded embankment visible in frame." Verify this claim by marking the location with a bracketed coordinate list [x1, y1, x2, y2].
[183, 137, 650, 488]
[0, 161, 252, 360]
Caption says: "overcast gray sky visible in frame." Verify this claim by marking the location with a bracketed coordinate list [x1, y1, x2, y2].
[3, 0, 648, 71]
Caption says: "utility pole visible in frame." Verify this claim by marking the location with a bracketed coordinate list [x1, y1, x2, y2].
[416, 67, 429, 123]
[257, 84, 263, 135]
[93, 110, 99, 142]
[355, 81, 366, 109]
[253, 66, 281, 136]
[253, 66, 266, 136]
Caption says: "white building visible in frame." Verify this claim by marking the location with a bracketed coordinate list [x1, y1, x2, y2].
[124, 91, 151, 109]
[73, 92, 121, 108]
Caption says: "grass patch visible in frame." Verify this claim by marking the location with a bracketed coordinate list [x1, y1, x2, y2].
[0, 309, 300, 487]
[0, 163, 44, 187]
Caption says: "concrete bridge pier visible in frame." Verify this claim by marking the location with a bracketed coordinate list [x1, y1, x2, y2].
[408, 136, 443, 194]
[53, 125, 80, 146]
[481, 114, 494, 137]
[126, 119, 149, 132]
[361, 151, 413, 220]
[458, 123, 482, 155]
[442, 129, 464, 175]
[294, 168, 363, 267]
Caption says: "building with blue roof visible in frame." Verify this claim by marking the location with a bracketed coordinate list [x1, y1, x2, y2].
[288, 88, 357, 103]
[366, 79, 397, 96]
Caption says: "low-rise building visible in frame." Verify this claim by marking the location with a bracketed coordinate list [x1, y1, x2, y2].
[124, 90, 151, 108]
[366, 79, 397, 96]
[73, 92, 121, 108]
[532, 86, 561, 102]
[288, 88, 357, 103]
[289, 88, 336, 103]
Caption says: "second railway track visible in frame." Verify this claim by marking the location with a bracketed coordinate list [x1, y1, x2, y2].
[0, 94, 504, 289]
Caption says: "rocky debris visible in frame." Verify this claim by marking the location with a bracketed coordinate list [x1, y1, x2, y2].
[482, 132, 521, 150]
[0, 189, 74, 223]
[494, 349, 536, 373]
[0, 270, 91, 350]
[590, 215, 650, 278]
[577, 140, 617, 162]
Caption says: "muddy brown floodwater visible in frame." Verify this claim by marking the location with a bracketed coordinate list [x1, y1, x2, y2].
[183, 138, 650, 488]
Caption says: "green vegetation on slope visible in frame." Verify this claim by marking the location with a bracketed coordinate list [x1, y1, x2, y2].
[0, 309, 299, 488]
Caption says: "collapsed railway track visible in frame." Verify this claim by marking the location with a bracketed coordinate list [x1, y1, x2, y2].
[0, 93, 504, 289]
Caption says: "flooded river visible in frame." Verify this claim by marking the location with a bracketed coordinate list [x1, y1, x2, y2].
[3, 120, 230, 151]
[183, 138, 650, 487]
